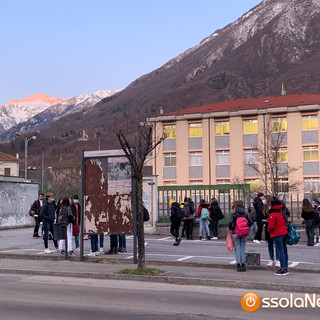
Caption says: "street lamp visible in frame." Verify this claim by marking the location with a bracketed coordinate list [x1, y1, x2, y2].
[15, 132, 36, 180]
[42, 166, 52, 194]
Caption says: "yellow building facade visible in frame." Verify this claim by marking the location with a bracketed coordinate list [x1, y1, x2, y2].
[149, 94, 320, 197]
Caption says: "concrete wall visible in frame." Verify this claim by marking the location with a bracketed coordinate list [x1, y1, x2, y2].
[0, 179, 38, 229]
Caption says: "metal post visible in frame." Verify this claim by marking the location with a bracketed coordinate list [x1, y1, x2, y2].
[41, 148, 44, 193]
[24, 139, 28, 180]
[80, 150, 85, 262]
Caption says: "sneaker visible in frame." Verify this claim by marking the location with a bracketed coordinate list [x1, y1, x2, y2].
[253, 239, 262, 244]
[86, 252, 96, 256]
[76, 247, 80, 252]
[99, 247, 104, 252]
[33, 234, 40, 238]
[44, 248, 52, 254]
[60, 250, 65, 255]
[211, 237, 218, 240]
[69, 251, 75, 256]
[275, 260, 281, 267]
[284, 268, 289, 275]
[274, 268, 288, 276]
[267, 260, 274, 267]
[237, 263, 241, 272]
[241, 263, 246, 272]
[176, 238, 182, 246]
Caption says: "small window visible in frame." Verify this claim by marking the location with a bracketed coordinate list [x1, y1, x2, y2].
[216, 179, 230, 184]
[189, 152, 202, 166]
[4, 168, 11, 176]
[163, 125, 176, 138]
[164, 153, 176, 166]
[163, 180, 177, 186]
[216, 121, 229, 135]
[243, 119, 258, 134]
[244, 149, 258, 164]
[189, 123, 202, 137]
[277, 178, 289, 193]
[189, 180, 203, 185]
[273, 148, 288, 162]
[272, 117, 287, 132]
[302, 115, 318, 131]
[303, 146, 318, 161]
[304, 178, 319, 193]
[216, 150, 230, 165]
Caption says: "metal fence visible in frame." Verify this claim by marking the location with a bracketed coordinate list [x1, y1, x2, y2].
[157, 184, 250, 223]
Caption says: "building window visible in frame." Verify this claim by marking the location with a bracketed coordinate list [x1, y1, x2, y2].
[303, 146, 318, 161]
[243, 119, 258, 134]
[274, 148, 288, 162]
[163, 180, 177, 186]
[216, 121, 229, 135]
[244, 149, 258, 164]
[216, 179, 230, 184]
[163, 125, 176, 138]
[272, 117, 287, 132]
[189, 180, 203, 185]
[164, 153, 176, 166]
[244, 179, 260, 191]
[4, 168, 11, 176]
[304, 178, 319, 194]
[302, 115, 318, 131]
[189, 123, 202, 137]
[189, 151, 202, 166]
[216, 150, 230, 165]
[276, 178, 289, 193]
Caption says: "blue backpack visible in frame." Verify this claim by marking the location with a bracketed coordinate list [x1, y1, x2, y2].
[285, 222, 300, 245]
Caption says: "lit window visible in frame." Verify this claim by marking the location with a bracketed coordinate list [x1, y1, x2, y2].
[273, 148, 288, 162]
[243, 119, 258, 134]
[302, 115, 318, 130]
[216, 121, 229, 135]
[163, 125, 176, 138]
[164, 153, 176, 166]
[304, 178, 319, 193]
[189, 152, 202, 166]
[303, 146, 318, 161]
[163, 181, 177, 186]
[189, 123, 202, 137]
[244, 149, 258, 164]
[216, 150, 230, 165]
[272, 117, 287, 132]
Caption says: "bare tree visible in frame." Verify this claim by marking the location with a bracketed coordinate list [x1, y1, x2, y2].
[117, 120, 165, 270]
[245, 115, 301, 196]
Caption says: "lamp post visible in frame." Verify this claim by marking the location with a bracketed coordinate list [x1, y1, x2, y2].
[42, 166, 52, 194]
[15, 132, 36, 180]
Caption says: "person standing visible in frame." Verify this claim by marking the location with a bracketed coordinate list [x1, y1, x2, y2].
[71, 195, 81, 251]
[118, 234, 126, 252]
[105, 234, 118, 254]
[228, 201, 253, 272]
[198, 201, 211, 240]
[268, 196, 289, 276]
[30, 193, 44, 238]
[210, 198, 223, 240]
[56, 197, 75, 255]
[169, 199, 182, 246]
[183, 197, 195, 240]
[253, 192, 266, 243]
[301, 198, 315, 246]
[40, 193, 58, 253]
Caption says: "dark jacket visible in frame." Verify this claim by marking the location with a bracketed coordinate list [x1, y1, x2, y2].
[228, 207, 253, 234]
[40, 201, 56, 223]
[268, 205, 288, 238]
[301, 209, 314, 221]
[71, 203, 81, 225]
[253, 197, 264, 220]
[183, 200, 195, 220]
[31, 199, 43, 217]
[210, 202, 223, 220]
[57, 205, 74, 224]
[170, 202, 182, 222]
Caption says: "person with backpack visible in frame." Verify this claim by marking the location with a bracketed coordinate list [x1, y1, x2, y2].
[253, 192, 266, 243]
[301, 198, 315, 246]
[197, 201, 211, 240]
[210, 198, 223, 240]
[268, 196, 289, 276]
[169, 199, 183, 246]
[228, 200, 253, 272]
[182, 197, 195, 240]
[30, 193, 44, 238]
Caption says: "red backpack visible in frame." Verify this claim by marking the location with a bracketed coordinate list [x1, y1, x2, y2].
[235, 216, 249, 237]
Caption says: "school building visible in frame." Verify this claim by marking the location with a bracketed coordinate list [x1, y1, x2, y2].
[148, 93, 320, 198]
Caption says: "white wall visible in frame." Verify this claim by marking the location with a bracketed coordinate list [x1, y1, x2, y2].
[0, 161, 19, 177]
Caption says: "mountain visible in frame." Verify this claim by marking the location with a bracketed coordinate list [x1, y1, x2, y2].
[0, 93, 65, 135]
[0, 90, 121, 142]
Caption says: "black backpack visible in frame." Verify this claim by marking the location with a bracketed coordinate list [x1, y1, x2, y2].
[177, 206, 185, 220]
[183, 202, 191, 217]
[143, 207, 150, 222]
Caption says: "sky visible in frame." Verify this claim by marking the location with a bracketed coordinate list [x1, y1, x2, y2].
[0, 0, 262, 105]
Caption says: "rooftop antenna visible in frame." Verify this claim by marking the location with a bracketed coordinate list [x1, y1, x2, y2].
[281, 83, 287, 96]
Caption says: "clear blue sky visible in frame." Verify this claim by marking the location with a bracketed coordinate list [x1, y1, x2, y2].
[0, 0, 261, 105]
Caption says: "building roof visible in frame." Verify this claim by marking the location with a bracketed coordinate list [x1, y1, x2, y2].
[165, 93, 320, 116]
[0, 152, 20, 162]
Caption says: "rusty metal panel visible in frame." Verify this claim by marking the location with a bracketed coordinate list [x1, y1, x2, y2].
[84, 155, 132, 234]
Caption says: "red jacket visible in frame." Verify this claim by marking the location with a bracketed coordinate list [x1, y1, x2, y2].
[267, 205, 288, 239]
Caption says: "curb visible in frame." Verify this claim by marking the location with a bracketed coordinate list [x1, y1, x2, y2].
[0, 267, 319, 294]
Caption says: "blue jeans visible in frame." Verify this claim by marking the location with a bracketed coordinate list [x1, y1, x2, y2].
[232, 234, 247, 264]
[267, 239, 279, 261]
[43, 220, 58, 249]
[199, 218, 210, 237]
[118, 234, 126, 249]
[74, 236, 79, 249]
[273, 235, 288, 269]
[90, 235, 98, 253]
[99, 234, 104, 248]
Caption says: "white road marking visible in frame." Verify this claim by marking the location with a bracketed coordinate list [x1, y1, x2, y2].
[158, 237, 173, 241]
[289, 261, 300, 267]
[177, 256, 193, 261]
[229, 260, 236, 264]
[126, 256, 134, 259]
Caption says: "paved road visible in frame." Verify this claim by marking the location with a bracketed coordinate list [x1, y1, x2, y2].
[1, 227, 319, 270]
[0, 273, 319, 320]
